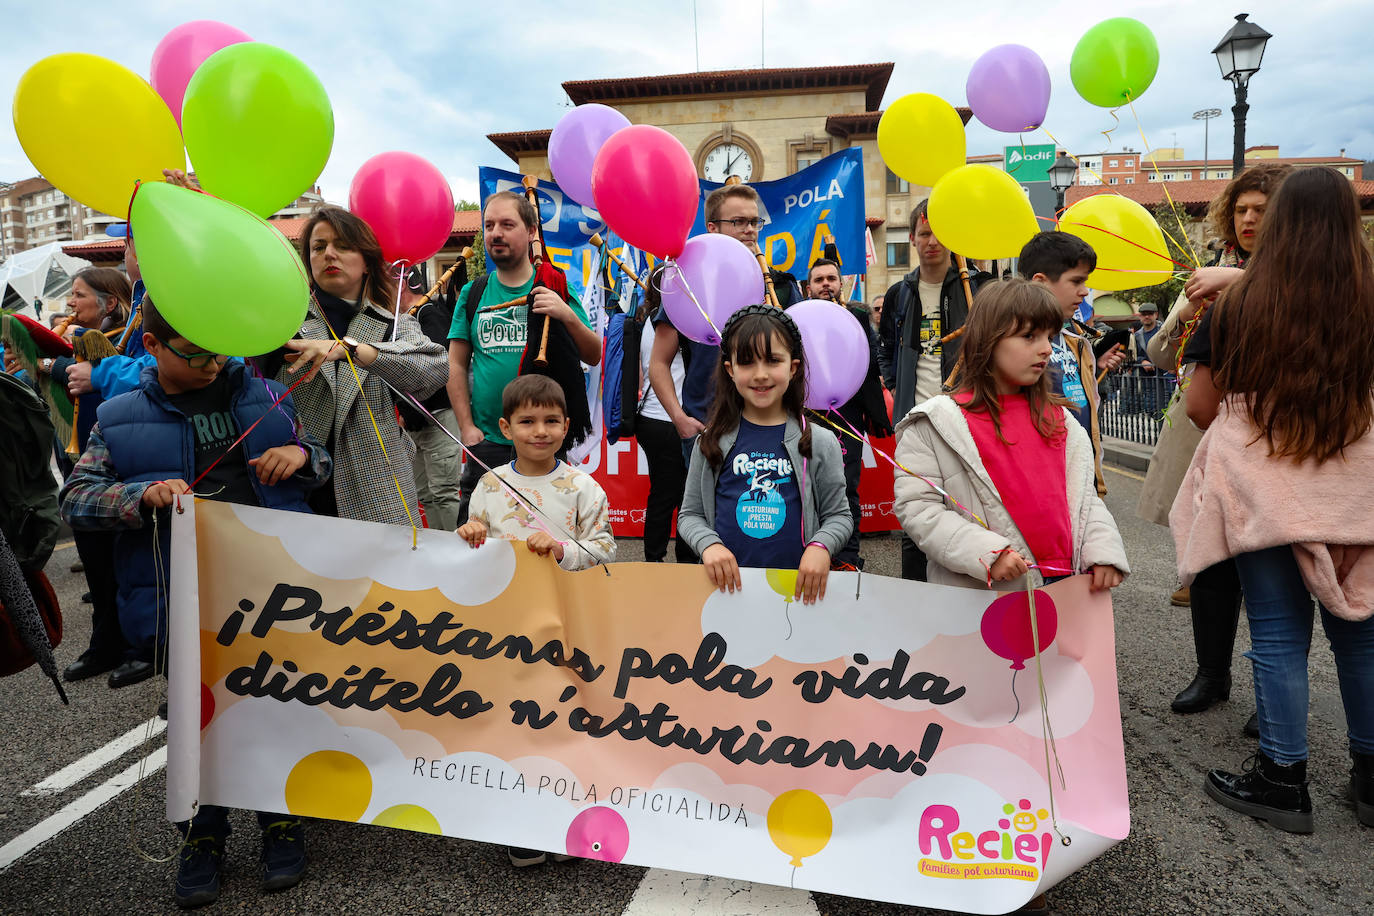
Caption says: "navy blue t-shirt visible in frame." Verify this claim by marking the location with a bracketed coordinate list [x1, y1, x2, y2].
[713, 419, 804, 569]
[652, 306, 719, 423]
[1049, 329, 1092, 435]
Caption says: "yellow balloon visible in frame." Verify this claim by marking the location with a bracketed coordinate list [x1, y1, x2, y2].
[284, 750, 372, 822]
[1058, 194, 1174, 292]
[878, 93, 966, 187]
[372, 803, 442, 834]
[765, 568, 798, 602]
[12, 53, 184, 218]
[927, 165, 1041, 260]
[767, 789, 833, 867]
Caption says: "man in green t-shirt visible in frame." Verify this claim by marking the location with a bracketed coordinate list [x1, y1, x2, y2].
[447, 190, 601, 523]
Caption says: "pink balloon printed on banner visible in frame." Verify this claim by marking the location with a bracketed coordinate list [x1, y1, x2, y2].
[349, 152, 454, 265]
[788, 300, 868, 410]
[981, 590, 1058, 670]
[565, 806, 630, 862]
[659, 233, 764, 346]
[591, 125, 698, 259]
[150, 20, 253, 128]
[966, 44, 1052, 133]
[549, 104, 631, 210]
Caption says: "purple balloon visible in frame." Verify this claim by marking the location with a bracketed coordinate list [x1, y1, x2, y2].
[788, 300, 868, 410]
[549, 104, 631, 209]
[660, 234, 765, 346]
[966, 44, 1052, 133]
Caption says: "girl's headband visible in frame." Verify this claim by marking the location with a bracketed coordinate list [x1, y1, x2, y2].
[720, 303, 804, 356]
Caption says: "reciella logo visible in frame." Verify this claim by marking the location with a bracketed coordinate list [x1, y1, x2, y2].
[916, 798, 1054, 881]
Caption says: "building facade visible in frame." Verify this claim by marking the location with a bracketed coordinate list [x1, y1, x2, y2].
[0, 178, 118, 259]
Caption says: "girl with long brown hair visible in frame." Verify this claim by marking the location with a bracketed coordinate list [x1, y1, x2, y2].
[892, 278, 1128, 591]
[1175, 166, 1374, 833]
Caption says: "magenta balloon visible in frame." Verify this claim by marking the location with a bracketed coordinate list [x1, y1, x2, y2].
[591, 125, 698, 259]
[549, 104, 631, 210]
[150, 20, 253, 128]
[788, 300, 869, 410]
[980, 590, 1058, 671]
[966, 44, 1052, 133]
[660, 234, 764, 345]
[348, 151, 454, 265]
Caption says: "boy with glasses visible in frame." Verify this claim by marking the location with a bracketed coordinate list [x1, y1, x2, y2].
[60, 297, 331, 908]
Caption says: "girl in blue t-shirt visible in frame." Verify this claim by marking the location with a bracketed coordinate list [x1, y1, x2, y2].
[678, 305, 853, 604]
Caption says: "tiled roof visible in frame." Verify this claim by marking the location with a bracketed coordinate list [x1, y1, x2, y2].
[827, 107, 973, 140]
[865, 216, 885, 228]
[487, 129, 554, 163]
[564, 63, 894, 112]
[1139, 155, 1363, 171]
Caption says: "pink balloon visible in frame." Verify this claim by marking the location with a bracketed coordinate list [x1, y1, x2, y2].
[660, 234, 764, 345]
[349, 152, 454, 265]
[980, 590, 1058, 671]
[788, 300, 869, 410]
[549, 104, 631, 209]
[591, 125, 698, 259]
[565, 806, 629, 862]
[150, 20, 253, 128]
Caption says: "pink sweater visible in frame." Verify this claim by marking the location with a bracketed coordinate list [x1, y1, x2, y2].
[1170, 399, 1374, 621]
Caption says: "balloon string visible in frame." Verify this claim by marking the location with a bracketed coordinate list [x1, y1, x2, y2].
[1036, 212, 1198, 273]
[1009, 667, 1021, 724]
[1041, 129, 1111, 190]
[660, 260, 722, 342]
[1027, 579, 1070, 848]
[1100, 105, 1122, 152]
[187, 369, 314, 492]
[1125, 96, 1203, 269]
[389, 259, 408, 343]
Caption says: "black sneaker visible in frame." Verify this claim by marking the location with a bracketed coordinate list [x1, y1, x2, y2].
[508, 846, 547, 867]
[261, 819, 307, 892]
[174, 835, 224, 909]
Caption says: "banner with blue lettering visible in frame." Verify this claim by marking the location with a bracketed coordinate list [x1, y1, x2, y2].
[478, 146, 866, 291]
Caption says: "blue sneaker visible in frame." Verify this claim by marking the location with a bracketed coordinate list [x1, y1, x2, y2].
[260, 819, 307, 892]
[174, 835, 223, 909]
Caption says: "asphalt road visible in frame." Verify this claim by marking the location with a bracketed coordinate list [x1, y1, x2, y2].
[1, 464, 1370, 915]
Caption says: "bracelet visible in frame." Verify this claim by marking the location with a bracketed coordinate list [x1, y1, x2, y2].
[805, 541, 829, 553]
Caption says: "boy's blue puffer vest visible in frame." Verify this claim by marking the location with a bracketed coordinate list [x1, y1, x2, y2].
[97, 360, 315, 651]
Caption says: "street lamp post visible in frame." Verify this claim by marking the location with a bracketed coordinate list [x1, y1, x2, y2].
[1048, 153, 1078, 212]
[1192, 108, 1222, 179]
[1213, 13, 1271, 179]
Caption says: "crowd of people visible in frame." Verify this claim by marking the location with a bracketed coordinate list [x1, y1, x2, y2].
[1, 163, 1370, 912]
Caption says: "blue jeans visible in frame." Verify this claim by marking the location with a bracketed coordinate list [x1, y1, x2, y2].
[1235, 546, 1374, 764]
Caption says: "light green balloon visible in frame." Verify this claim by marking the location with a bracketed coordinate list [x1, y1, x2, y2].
[1070, 17, 1160, 109]
[182, 42, 334, 218]
[130, 182, 309, 357]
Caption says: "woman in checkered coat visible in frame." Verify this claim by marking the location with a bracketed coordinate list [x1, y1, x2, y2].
[277, 207, 448, 525]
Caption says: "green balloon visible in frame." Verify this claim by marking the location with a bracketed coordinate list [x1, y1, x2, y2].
[1070, 17, 1160, 109]
[130, 182, 309, 357]
[182, 42, 334, 218]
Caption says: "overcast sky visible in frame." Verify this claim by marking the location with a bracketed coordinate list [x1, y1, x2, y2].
[2, 0, 1367, 210]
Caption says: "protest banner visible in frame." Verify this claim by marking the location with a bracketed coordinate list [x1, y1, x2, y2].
[168, 501, 1128, 913]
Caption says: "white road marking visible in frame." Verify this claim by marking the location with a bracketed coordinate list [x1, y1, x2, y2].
[623, 868, 820, 915]
[0, 746, 167, 872]
[22, 718, 165, 797]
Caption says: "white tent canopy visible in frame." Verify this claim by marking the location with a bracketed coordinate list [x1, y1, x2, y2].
[0, 242, 92, 307]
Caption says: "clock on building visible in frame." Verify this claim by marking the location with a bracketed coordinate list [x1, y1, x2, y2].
[701, 142, 757, 182]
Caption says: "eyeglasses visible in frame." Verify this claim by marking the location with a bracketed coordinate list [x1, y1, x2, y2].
[156, 336, 227, 369]
[712, 217, 767, 229]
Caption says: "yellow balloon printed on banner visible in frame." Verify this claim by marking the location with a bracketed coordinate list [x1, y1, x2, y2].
[285, 750, 372, 821]
[12, 53, 184, 218]
[927, 165, 1040, 260]
[1058, 194, 1173, 291]
[766, 569, 798, 602]
[372, 804, 442, 834]
[767, 789, 833, 867]
[877, 93, 966, 188]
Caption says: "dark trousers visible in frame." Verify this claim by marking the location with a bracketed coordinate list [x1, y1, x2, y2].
[456, 439, 517, 526]
[635, 416, 694, 563]
[901, 535, 929, 582]
[833, 430, 864, 569]
[71, 528, 135, 662]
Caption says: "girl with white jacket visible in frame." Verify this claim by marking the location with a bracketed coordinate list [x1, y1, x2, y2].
[892, 279, 1129, 592]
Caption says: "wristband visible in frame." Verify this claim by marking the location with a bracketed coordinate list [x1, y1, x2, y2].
[805, 541, 829, 553]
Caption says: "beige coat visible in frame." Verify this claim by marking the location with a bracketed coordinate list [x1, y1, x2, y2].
[893, 396, 1130, 591]
[1136, 293, 1204, 526]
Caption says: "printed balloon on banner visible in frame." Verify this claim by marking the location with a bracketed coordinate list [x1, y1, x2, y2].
[565, 806, 630, 862]
[150, 20, 253, 129]
[182, 42, 334, 218]
[967, 45, 1052, 133]
[877, 94, 965, 188]
[659, 233, 764, 345]
[549, 104, 631, 210]
[767, 789, 832, 867]
[1070, 18, 1160, 108]
[12, 53, 185, 218]
[981, 590, 1058, 670]
[788, 300, 868, 410]
[592, 125, 700, 259]
[349, 152, 454, 265]
[1058, 194, 1173, 291]
[129, 182, 310, 356]
[927, 165, 1040, 260]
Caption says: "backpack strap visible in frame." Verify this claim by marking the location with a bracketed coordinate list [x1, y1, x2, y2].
[464, 274, 491, 329]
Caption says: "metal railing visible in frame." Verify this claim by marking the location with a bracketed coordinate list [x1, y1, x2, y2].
[1098, 364, 1176, 447]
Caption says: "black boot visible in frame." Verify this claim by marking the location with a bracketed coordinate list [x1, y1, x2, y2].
[1172, 601, 1239, 713]
[1351, 751, 1374, 827]
[1205, 752, 1313, 833]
